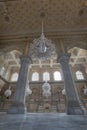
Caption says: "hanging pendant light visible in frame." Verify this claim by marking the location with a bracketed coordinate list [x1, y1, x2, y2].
[38, 20, 47, 54]
[42, 81, 51, 98]
[83, 86, 87, 95]
[62, 89, 66, 95]
[26, 87, 32, 96]
[4, 87, 12, 98]
[25, 80, 32, 96]
[43, 91, 51, 98]
[42, 82, 51, 91]
[29, 12, 57, 61]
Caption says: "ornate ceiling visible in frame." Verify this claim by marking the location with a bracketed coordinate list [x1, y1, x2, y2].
[0, 0, 87, 73]
[0, 0, 87, 36]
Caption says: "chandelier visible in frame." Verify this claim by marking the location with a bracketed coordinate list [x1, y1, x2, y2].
[4, 86, 12, 98]
[62, 89, 66, 95]
[29, 15, 57, 61]
[42, 81, 51, 98]
[83, 86, 87, 95]
[25, 80, 32, 96]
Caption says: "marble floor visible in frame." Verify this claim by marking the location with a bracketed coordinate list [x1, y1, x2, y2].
[0, 113, 87, 130]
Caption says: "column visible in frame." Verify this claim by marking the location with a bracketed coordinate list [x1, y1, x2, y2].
[58, 53, 85, 115]
[8, 56, 31, 114]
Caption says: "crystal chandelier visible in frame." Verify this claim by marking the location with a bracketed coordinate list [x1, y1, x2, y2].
[62, 89, 66, 95]
[42, 81, 51, 98]
[4, 86, 12, 98]
[29, 14, 57, 61]
[25, 80, 32, 96]
[83, 86, 87, 95]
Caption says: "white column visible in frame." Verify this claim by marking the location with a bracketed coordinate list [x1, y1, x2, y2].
[59, 53, 85, 115]
[8, 56, 31, 114]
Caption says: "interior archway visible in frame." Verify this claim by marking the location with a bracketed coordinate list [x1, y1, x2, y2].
[0, 46, 87, 113]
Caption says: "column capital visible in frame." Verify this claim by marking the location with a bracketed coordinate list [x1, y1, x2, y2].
[20, 56, 32, 65]
[58, 53, 71, 63]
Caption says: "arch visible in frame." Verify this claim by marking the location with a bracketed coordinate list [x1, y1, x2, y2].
[68, 47, 87, 69]
[11, 72, 19, 81]
[32, 72, 39, 81]
[65, 39, 87, 52]
[43, 72, 50, 81]
[76, 71, 84, 80]
[0, 45, 23, 56]
[0, 50, 22, 72]
[53, 71, 62, 81]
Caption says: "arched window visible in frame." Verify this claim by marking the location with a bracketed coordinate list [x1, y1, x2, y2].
[43, 72, 50, 81]
[54, 71, 62, 81]
[76, 71, 84, 80]
[11, 72, 18, 81]
[32, 72, 39, 81]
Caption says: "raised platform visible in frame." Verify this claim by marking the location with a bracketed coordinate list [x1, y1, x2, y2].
[0, 113, 87, 130]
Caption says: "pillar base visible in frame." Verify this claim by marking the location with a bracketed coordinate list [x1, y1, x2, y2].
[7, 102, 27, 114]
[67, 106, 85, 115]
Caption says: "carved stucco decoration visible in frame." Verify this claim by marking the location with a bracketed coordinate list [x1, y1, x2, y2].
[0, 0, 85, 35]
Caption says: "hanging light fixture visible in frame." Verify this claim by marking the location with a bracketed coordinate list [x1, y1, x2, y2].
[43, 91, 51, 98]
[25, 80, 32, 96]
[42, 79, 51, 98]
[42, 63, 51, 98]
[4, 86, 12, 98]
[26, 87, 32, 96]
[29, 12, 57, 61]
[42, 82, 51, 91]
[83, 86, 87, 95]
[62, 89, 66, 95]
[25, 67, 32, 96]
